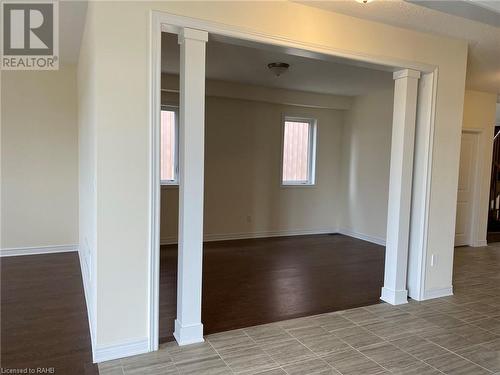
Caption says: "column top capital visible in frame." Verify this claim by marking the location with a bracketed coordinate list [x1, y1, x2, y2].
[393, 69, 421, 80]
[178, 28, 208, 43]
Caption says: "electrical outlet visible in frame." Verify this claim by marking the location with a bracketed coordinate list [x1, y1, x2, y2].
[431, 254, 436, 267]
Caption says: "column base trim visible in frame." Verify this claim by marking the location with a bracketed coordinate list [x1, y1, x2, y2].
[174, 320, 204, 346]
[472, 240, 487, 247]
[422, 286, 453, 300]
[381, 287, 408, 305]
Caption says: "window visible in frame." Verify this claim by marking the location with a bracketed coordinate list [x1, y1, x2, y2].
[281, 116, 317, 185]
[160, 106, 179, 185]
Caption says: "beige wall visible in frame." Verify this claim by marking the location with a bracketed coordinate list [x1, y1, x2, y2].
[1, 66, 78, 249]
[161, 95, 344, 242]
[461, 90, 498, 245]
[339, 89, 394, 243]
[77, 4, 99, 346]
[80, 1, 467, 351]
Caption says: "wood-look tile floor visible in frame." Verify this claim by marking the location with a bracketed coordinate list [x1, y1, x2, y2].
[100, 245, 500, 375]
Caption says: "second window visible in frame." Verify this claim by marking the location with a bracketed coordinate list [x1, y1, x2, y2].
[281, 116, 317, 186]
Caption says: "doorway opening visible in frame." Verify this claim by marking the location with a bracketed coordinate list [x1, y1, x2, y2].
[149, 12, 437, 350]
[488, 126, 500, 243]
[158, 31, 395, 342]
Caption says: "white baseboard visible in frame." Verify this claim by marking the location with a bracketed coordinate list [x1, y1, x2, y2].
[337, 228, 386, 246]
[422, 286, 453, 300]
[160, 228, 338, 245]
[0, 244, 78, 257]
[381, 286, 408, 305]
[94, 338, 150, 363]
[473, 240, 487, 247]
[78, 249, 96, 362]
[174, 320, 204, 346]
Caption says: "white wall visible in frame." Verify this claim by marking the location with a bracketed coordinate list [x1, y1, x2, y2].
[339, 89, 394, 244]
[78, 1, 467, 354]
[461, 90, 498, 246]
[77, 3, 98, 351]
[161, 94, 344, 243]
[1, 66, 79, 251]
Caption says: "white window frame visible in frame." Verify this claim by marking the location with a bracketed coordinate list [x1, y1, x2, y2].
[280, 115, 317, 186]
[160, 105, 179, 186]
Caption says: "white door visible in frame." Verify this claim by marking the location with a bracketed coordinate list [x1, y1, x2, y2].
[455, 132, 478, 246]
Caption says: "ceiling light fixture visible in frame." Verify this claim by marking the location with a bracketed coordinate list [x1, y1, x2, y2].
[268, 62, 290, 77]
[355, 0, 374, 3]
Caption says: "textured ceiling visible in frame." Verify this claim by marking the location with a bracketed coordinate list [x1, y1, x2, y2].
[297, 0, 500, 95]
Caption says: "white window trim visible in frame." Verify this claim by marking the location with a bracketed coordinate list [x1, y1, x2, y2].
[280, 115, 317, 187]
[160, 105, 179, 186]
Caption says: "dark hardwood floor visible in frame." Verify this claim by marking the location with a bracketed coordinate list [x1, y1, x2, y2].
[1, 252, 98, 375]
[487, 231, 500, 243]
[160, 233, 385, 342]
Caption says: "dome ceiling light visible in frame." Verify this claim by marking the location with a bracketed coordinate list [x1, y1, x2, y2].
[267, 62, 290, 77]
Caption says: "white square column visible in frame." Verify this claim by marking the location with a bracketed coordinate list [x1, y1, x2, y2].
[174, 28, 208, 345]
[381, 69, 421, 305]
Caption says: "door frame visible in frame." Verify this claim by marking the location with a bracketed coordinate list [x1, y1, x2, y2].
[148, 10, 438, 351]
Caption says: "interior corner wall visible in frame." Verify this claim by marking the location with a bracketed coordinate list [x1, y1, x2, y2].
[461, 90, 498, 246]
[1, 66, 79, 250]
[339, 88, 394, 244]
[160, 95, 344, 243]
[77, 2, 98, 357]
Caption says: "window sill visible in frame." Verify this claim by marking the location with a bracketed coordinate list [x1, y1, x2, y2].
[281, 183, 316, 188]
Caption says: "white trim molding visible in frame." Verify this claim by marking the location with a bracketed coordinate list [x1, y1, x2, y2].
[149, 10, 163, 352]
[393, 69, 421, 80]
[160, 228, 338, 245]
[94, 338, 149, 363]
[78, 248, 96, 362]
[0, 244, 78, 257]
[173, 320, 204, 346]
[173, 26, 209, 347]
[337, 228, 386, 246]
[381, 286, 408, 305]
[382, 68, 421, 306]
[422, 286, 453, 300]
[474, 240, 488, 247]
[407, 71, 438, 302]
